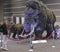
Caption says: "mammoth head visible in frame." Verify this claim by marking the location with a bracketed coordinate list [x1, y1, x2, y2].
[26, 1, 40, 10]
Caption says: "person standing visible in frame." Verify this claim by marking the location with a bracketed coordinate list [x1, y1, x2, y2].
[12, 25, 17, 39]
[1, 20, 8, 51]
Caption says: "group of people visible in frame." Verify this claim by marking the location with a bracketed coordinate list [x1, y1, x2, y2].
[8, 22, 60, 40]
[8, 24, 23, 39]
[0, 19, 60, 51]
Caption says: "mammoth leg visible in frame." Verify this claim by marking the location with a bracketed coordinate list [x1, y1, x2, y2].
[46, 24, 54, 38]
[35, 30, 42, 38]
[46, 12, 56, 38]
[34, 26, 44, 38]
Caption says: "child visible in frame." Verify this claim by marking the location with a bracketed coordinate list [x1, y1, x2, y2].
[55, 25, 60, 39]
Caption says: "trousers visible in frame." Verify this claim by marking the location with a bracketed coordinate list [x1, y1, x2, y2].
[0, 32, 8, 49]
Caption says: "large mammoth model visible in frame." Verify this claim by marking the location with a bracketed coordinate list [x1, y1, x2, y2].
[24, 1, 56, 39]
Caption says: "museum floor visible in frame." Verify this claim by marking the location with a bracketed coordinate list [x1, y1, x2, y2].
[0, 38, 60, 52]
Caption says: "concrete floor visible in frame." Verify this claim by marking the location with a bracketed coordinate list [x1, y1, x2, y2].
[0, 39, 60, 52]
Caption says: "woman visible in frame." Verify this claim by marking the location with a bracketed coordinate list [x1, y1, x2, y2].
[1, 20, 8, 51]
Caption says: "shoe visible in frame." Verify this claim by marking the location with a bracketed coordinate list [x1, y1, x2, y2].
[2, 48, 8, 51]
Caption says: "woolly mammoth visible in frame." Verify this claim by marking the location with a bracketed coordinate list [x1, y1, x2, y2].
[24, 1, 56, 39]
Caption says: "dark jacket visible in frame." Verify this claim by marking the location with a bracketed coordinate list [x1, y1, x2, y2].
[2, 23, 8, 35]
[0, 25, 3, 32]
[10, 25, 15, 33]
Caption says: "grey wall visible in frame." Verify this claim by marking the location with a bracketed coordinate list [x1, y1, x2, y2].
[44, 0, 60, 4]
[0, 6, 3, 22]
[0, 0, 4, 22]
